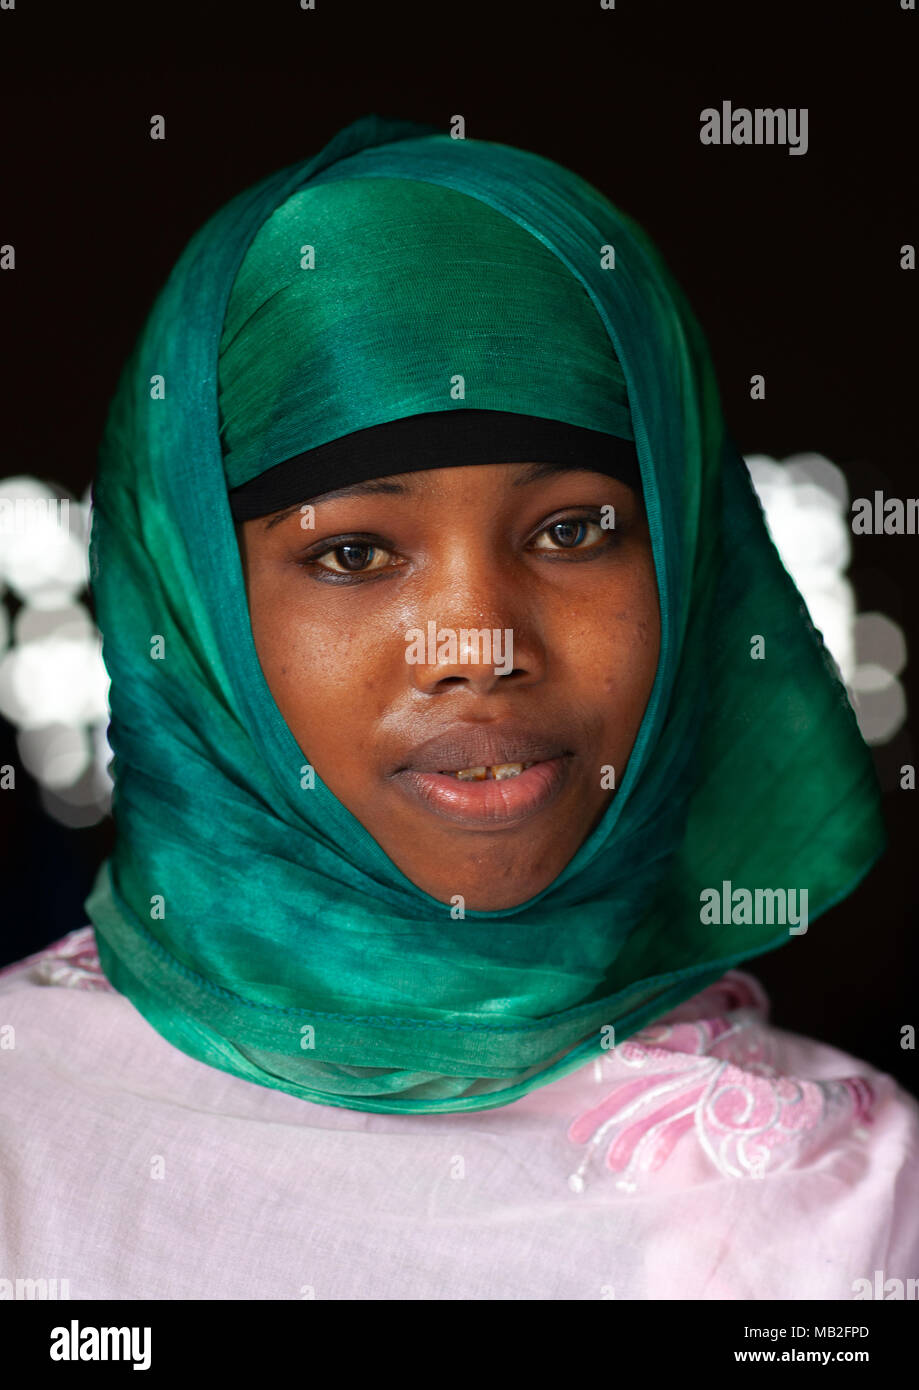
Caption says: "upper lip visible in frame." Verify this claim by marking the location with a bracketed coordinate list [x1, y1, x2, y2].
[392, 722, 571, 775]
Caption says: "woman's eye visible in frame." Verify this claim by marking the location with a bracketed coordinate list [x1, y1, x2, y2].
[531, 516, 605, 551]
[314, 541, 392, 574]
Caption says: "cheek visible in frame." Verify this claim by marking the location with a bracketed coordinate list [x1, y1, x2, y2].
[613, 562, 661, 704]
[558, 557, 660, 734]
[247, 578, 392, 758]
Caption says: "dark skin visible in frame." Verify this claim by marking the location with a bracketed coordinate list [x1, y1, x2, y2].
[237, 462, 660, 911]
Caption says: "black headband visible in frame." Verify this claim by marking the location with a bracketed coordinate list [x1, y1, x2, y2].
[228, 409, 642, 522]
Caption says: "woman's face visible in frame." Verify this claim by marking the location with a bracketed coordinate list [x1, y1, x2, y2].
[237, 462, 660, 910]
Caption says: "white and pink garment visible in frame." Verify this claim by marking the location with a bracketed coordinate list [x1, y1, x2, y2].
[1, 927, 917, 1300]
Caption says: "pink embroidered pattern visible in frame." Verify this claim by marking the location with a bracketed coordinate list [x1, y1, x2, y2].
[567, 971, 875, 1192]
[0, 926, 114, 993]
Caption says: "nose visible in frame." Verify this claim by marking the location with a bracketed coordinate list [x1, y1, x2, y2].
[404, 583, 545, 697]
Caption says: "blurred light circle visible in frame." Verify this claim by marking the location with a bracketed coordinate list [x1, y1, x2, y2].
[850, 662, 895, 694]
[0, 475, 54, 504]
[0, 476, 87, 605]
[66, 501, 91, 548]
[13, 601, 95, 646]
[766, 492, 851, 577]
[0, 649, 27, 724]
[0, 636, 109, 728]
[785, 452, 850, 509]
[16, 723, 91, 789]
[854, 612, 907, 679]
[0, 476, 54, 578]
[746, 452, 857, 687]
[39, 778, 108, 828]
[852, 677, 907, 745]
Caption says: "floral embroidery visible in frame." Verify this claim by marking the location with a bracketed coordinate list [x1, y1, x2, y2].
[567, 970, 875, 1192]
[0, 926, 114, 993]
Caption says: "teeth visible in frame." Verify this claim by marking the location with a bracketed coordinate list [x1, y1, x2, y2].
[446, 762, 533, 781]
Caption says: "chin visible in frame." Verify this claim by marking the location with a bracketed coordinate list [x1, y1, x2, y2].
[458, 885, 548, 912]
[419, 857, 568, 912]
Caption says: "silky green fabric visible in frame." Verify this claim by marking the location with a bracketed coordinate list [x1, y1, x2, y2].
[86, 114, 886, 1114]
[218, 176, 635, 490]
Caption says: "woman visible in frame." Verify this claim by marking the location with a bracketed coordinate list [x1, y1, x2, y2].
[1, 113, 916, 1300]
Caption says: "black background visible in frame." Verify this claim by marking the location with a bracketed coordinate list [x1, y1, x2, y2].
[1, 0, 916, 1093]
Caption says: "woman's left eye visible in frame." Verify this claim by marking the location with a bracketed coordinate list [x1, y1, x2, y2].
[531, 516, 606, 551]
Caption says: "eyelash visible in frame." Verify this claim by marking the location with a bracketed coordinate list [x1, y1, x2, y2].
[295, 511, 620, 584]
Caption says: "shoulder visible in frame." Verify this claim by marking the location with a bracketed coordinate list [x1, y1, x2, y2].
[565, 970, 919, 1293]
[569, 970, 919, 1183]
[0, 926, 114, 996]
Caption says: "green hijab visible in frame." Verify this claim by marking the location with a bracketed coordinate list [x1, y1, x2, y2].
[86, 114, 885, 1113]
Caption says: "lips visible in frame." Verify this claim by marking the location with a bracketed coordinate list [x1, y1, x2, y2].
[391, 723, 570, 776]
[390, 722, 573, 828]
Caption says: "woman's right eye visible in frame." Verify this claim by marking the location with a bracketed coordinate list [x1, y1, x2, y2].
[313, 541, 393, 574]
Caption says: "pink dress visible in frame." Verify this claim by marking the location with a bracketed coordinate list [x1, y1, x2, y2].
[1, 926, 917, 1300]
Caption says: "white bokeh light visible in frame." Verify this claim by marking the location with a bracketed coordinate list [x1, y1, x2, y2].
[0, 476, 90, 608]
[0, 476, 111, 824]
[17, 723, 92, 789]
[745, 452, 908, 746]
[0, 635, 109, 729]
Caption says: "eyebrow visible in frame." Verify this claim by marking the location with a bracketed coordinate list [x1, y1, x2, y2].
[261, 462, 587, 530]
[262, 478, 407, 530]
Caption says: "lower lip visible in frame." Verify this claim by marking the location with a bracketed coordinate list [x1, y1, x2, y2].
[393, 757, 571, 828]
